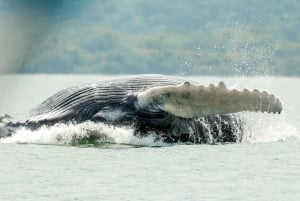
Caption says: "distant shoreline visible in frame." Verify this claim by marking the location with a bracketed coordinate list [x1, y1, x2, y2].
[0, 73, 299, 78]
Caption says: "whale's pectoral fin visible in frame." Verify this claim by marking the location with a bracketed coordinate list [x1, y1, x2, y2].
[137, 81, 282, 119]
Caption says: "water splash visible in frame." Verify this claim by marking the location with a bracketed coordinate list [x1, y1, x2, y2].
[0, 121, 167, 148]
[240, 112, 299, 143]
[180, 19, 278, 77]
[1, 111, 298, 147]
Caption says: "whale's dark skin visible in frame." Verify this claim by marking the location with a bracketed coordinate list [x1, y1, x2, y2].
[0, 75, 282, 144]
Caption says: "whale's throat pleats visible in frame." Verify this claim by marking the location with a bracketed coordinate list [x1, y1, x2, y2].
[137, 81, 282, 119]
[25, 75, 182, 124]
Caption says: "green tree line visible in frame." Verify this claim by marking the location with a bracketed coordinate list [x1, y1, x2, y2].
[2, 0, 300, 76]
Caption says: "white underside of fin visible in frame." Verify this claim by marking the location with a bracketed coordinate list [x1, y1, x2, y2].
[137, 81, 282, 118]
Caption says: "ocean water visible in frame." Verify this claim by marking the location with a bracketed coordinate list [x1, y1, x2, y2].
[0, 75, 299, 201]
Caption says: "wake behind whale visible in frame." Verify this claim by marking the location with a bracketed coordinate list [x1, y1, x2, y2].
[0, 74, 284, 145]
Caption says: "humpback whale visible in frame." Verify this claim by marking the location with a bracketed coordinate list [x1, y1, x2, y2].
[0, 74, 282, 144]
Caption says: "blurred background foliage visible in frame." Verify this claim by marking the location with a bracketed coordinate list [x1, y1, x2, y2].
[0, 0, 299, 76]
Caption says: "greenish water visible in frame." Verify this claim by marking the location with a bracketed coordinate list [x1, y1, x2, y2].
[0, 75, 299, 201]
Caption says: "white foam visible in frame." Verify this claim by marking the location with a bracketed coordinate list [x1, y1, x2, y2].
[1, 112, 298, 146]
[0, 121, 166, 147]
[240, 112, 299, 143]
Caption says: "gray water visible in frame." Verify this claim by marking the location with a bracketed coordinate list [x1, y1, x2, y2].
[0, 75, 299, 201]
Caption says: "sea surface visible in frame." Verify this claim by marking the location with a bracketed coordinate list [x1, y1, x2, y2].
[0, 75, 299, 201]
